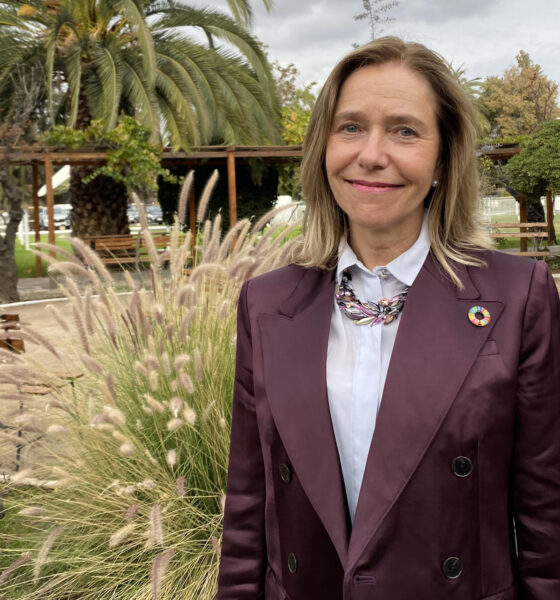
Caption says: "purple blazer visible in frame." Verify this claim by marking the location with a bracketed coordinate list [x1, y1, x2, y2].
[217, 250, 560, 600]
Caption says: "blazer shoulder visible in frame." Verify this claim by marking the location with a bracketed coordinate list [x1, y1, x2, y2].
[468, 249, 552, 298]
[477, 249, 537, 274]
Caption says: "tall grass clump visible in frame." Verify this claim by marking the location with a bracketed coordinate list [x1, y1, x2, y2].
[0, 176, 301, 600]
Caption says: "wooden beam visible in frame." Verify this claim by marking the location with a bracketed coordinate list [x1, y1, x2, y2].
[44, 156, 55, 250]
[44, 155, 57, 289]
[227, 150, 237, 228]
[519, 195, 528, 253]
[546, 189, 555, 244]
[31, 164, 41, 277]
[477, 146, 521, 161]
[189, 184, 196, 266]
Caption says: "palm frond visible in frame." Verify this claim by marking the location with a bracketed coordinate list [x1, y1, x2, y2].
[63, 44, 83, 128]
[121, 54, 160, 141]
[89, 43, 121, 129]
[226, 0, 273, 27]
[117, 0, 156, 87]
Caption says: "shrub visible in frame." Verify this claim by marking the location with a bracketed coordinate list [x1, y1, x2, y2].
[0, 179, 301, 600]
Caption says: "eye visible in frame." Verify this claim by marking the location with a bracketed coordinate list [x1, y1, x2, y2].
[397, 127, 415, 137]
[342, 123, 359, 134]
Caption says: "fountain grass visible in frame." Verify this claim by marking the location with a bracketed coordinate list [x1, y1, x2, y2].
[0, 184, 300, 599]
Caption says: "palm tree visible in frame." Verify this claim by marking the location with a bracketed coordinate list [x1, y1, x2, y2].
[0, 0, 281, 236]
[447, 62, 491, 137]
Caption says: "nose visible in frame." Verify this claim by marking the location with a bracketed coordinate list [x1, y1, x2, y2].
[356, 130, 390, 170]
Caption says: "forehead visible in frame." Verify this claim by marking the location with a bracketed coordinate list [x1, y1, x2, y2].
[334, 62, 439, 120]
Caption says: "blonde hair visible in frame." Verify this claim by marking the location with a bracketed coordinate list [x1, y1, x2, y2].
[294, 36, 491, 287]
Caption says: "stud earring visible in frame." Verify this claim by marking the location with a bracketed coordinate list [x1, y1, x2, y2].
[431, 180, 439, 188]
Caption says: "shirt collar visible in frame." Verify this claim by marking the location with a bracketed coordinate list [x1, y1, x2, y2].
[336, 211, 430, 287]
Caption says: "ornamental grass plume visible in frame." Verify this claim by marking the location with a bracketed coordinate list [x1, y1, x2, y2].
[0, 177, 301, 600]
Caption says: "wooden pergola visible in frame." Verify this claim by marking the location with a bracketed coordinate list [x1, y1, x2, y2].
[478, 144, 556, 251]
[0, 144, 303, 276]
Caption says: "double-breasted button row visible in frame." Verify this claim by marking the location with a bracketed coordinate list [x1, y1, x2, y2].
[279, 463, 292, 483]
[288, 552, 298, 574]
[451, 456, 473, 477]
[442, 556, 463, 579]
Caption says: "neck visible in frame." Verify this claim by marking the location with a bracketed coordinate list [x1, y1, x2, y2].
[348, 221, 422, 271]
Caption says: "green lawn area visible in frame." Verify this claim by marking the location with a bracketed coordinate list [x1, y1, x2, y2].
[15, 233, 74, 278]
[12, 216, 560, 278]
[485, 213, 560, 250]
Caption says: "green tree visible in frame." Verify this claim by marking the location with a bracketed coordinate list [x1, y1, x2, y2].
[273, 61, 316, 198]
[479, 51, 560, 137]
[0, 63, 45, 302]
[504, 120, 560, 240]
[0, 0, 281, 236]
[448, 63, 490, 136]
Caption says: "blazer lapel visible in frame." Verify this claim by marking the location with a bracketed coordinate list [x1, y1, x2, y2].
[258, 267, 350, 567]
[348, 255, 504, 568]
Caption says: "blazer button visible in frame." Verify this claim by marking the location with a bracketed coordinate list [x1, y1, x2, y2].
[279, 463, 292, 483]
[442, 556, 463, 579]
[451, 456, 473, 477]
[288, 552, 298, 574]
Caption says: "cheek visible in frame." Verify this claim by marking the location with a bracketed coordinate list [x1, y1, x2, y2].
[325, 139, 350, 179]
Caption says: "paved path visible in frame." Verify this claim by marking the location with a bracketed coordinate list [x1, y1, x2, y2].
[0, 299, 82, 473]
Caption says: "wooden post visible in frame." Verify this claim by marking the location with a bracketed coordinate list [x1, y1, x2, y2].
[546, 189, 555, 245]
[189, 184, 196, 266]
[44, 155, 57, 287]
[32, 164, 42, 277]
[519, 195, 528, 253]
[227, 150, 237, 228]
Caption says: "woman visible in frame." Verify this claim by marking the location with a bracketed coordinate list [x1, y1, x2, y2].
[217, 37, 560, 600]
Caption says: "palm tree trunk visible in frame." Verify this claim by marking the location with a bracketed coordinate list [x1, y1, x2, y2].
[0, 164, 23, 302]
[70, 168, 130, 237]
[70, 90, 129, 238]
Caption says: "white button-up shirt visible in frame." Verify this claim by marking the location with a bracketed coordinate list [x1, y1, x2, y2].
[326, 216, 430, 524]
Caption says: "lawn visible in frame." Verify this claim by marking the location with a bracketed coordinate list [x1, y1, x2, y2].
[14, 233, 73, 278]
[484, 213, 560, 251]
[11, 216, 560, 278]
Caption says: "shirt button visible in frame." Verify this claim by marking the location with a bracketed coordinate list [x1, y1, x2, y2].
[379, 269, 388, 279]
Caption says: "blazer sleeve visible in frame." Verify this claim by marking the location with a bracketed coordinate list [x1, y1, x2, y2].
[217, 280, 266, 599]
[513, 261, 560, 597]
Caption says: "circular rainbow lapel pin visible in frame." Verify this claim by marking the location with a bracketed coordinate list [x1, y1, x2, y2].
[468, 305, 491, 327]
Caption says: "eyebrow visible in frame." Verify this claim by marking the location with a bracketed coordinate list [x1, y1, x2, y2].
[332, 110, 428, 129]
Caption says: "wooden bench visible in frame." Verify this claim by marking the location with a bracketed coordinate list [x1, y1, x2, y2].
[0, 313, 24, 353]
[488, 222, 550, 257]
[81, 233, 185, 266]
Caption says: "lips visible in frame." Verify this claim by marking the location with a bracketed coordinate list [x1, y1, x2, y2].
[347, 179, 404, 192]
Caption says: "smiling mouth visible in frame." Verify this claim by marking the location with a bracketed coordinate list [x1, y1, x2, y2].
[347, 180, 404, 192]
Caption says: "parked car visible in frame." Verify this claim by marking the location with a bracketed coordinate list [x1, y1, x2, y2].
[145, 204, 163, 224]
[39, 204, 72, 229]
[127, 204, 139, 224]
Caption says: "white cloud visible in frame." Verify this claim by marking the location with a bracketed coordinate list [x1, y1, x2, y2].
[184, 0, 560, 91]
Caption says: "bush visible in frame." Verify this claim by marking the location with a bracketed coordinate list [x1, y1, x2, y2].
[0, 183, 302, 599]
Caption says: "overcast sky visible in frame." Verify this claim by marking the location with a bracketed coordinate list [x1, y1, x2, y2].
[189, 0, 560, 93]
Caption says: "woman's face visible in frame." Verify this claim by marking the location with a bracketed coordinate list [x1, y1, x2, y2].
[325, 61, 441, 245]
